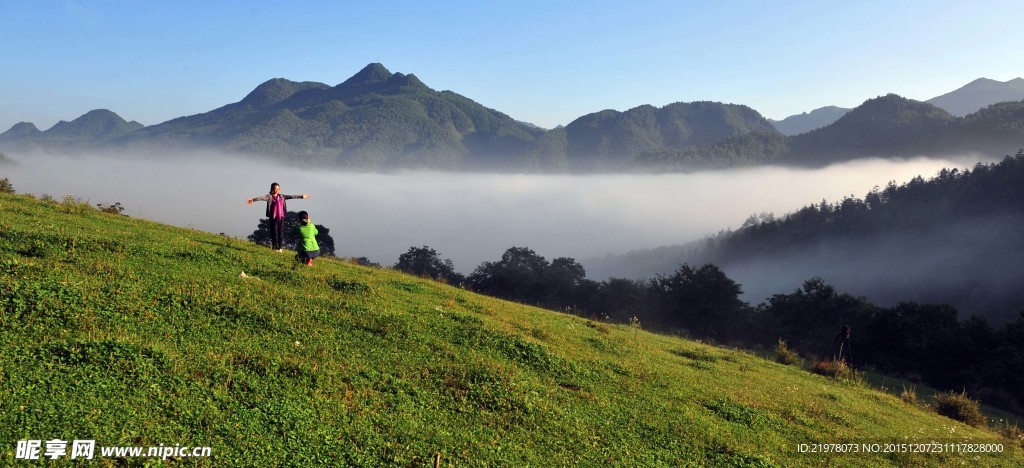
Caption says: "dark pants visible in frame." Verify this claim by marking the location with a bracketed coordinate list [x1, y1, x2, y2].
[297, 249, 321, 262]
[270, 217, 284, 249]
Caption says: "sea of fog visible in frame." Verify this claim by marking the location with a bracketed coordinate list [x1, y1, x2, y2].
[2, 152, 987, 274]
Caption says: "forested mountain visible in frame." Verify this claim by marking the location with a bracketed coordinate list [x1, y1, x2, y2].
[2, 67, 1024, 171]
[629, 131, 789, 170]
[0, 64, 786, 171]
[784, 94, 957, 165]
[784, 95, 1024, 166]
[767, 77, 1024, 135]
[945, 100, 1024, 155]
[0, 109, 142, 147]
[768, 105, 850, 136]
[603, 94, 1024, 169]
[117, 63, 553, 170]
[560, 101, 782, 170]
[591, 151, 1024, 324]
[651, 94, 1024, 169]
[927, 77, 1024, 116]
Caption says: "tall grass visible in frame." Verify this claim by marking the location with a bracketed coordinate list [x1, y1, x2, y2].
[934, 391, 986, 427]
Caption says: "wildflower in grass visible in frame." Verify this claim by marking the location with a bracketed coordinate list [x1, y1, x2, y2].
[900, 386, 918, 405]
[775, 339, 800, 365]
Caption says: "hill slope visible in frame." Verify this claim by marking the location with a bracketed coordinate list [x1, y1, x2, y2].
[0, 192, 1019, 465]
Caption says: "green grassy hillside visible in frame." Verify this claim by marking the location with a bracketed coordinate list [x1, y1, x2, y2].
[0, 192, 1020, 466]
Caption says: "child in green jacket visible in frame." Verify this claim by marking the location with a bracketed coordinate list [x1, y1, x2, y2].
[295, 211, 320, 266]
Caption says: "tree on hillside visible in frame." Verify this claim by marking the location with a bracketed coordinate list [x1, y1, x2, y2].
[468, 247, 549, 304]
[248, 211, 336, 256]
[542, 257, 594, 310]
[587, 277, 656, 324]
[860, 302, 962, 386]
[651, 263, 748, 340]
[395, 246, 464, 285]
[995, 312, 1024, 410]
[467, 247, 594, 310]
[759, 277, 877, 359]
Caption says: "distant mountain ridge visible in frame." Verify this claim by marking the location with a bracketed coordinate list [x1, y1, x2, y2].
[549, 101, 782, 170]
[0, 63, 780, 171]
[3, 68, 1024, 171]
[786, 94, 957, 164]
[768, 106, 851, 136]
[927, 77, 1024, 116]
[615, 93, 1024, 169]
[116, 63, 550, 170]
[1, 122, 42, 138]
[769, 77, 1024, 134]
[0, 109, 142, 147]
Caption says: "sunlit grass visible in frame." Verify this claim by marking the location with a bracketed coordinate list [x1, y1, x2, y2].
[0, 192, 1020, 466]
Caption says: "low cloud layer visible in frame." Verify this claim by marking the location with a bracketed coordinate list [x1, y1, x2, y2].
[2, 151, 985, 274]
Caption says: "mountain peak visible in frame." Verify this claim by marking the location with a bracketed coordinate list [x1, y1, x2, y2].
[393, 72, 425, 88]
[241, 78, 330, 107]
[340, 63, 393, 87]
[769, 106, 851, 136]
[43, 108, 143, 141]
[45, 109, 130, 132]
[853, 94, 951, 119]
[964, 77, 1000, 88]
[79, 109, 123, 120]
[857, 94, 923, 111]
[2, 122, 41, 138]
[927, 78, 1024, 116]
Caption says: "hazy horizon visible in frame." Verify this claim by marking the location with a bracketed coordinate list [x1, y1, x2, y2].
[1, 151, 991, 275]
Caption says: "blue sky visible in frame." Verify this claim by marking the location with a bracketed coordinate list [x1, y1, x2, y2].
[1, 0, 1022, 132]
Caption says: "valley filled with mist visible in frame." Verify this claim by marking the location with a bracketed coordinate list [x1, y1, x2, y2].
[12, 148, 1020, 317]
[2, 150, 980, 276]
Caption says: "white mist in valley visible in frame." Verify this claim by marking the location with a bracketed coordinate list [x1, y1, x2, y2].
[3, 152, 985, 274]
